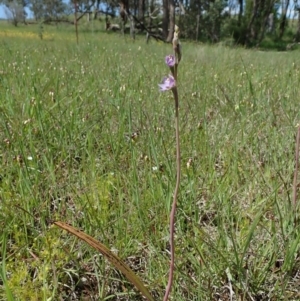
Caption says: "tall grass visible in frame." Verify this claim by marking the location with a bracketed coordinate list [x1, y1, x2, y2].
[1, 23, 300, 300]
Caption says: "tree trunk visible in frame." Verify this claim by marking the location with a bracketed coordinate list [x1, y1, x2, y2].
[162, 0, 169, 40]
[246, 0, 259, 45]
[166, 0, 175, 42]
[279, 0, 290, 38]
[255, 0, 276, 45]
[133, 0, 138, 17]
[295, 8, 300, 42]
[138, 0, 144, 22]
[196, 14, 200, 41]
[94, 0, 100, 19]
[130, 15, 136, 39]
[238, 0, 243, 25]
[120, 0, 128, 35]
[146, 0, 154, 43]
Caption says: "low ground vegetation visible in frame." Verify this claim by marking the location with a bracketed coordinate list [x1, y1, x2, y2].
[1, 23, 300, 300]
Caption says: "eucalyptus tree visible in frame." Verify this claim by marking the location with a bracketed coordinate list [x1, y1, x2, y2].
[30, 0, 43, 20]
[1, 0, 29, 25]
[279, 0, 290, 38]
[294, 0, 300, 41]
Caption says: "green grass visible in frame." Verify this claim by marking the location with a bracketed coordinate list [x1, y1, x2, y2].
[1, 22, 300, 300]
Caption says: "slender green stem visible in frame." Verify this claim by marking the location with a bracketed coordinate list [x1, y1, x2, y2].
[163, 84, 180, 301]
[293, 126, 300, 210]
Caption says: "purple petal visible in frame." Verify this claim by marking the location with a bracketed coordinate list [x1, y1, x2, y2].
[165, 55, 175, 67]
[158, 75, 176, 92]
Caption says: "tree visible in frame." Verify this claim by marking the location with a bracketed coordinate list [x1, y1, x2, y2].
[27, 0, 67, 21]
[93, 0, 101, 19]
[4, 0, 27, 26]
[294, 1, 300, 41]
[138, 0, 145, 22]
[30, 0, 44, 20]
[279, 0, 290, 38]
[68, 0, 100, 22]
[4, 0, 294, 46]
[245, 0, 277, 45]
[238, 0, 243, 24]
[166, 0, 175, 42]
[162, 0, 169, 39]
[42, 0, 66, 20]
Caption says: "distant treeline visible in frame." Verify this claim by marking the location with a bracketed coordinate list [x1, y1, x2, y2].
[1, 0, 300, 46]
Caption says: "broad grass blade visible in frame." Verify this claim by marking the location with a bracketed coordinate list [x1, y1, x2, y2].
[1, 235, 15, 301]
[54, 221, 155, 301]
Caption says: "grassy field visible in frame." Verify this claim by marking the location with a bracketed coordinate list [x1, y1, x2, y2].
[1, 21, 300, 300]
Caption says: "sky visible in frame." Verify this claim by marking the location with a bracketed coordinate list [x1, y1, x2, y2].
[0, 4, 6, 19]
[0, 4, 33, 19]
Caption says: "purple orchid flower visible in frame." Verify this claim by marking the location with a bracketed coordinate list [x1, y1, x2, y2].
[158, 75, 176, 92]
[165, 55, 175, 67]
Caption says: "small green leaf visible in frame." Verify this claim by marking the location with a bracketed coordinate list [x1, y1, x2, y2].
[54, 221, 155, 301]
